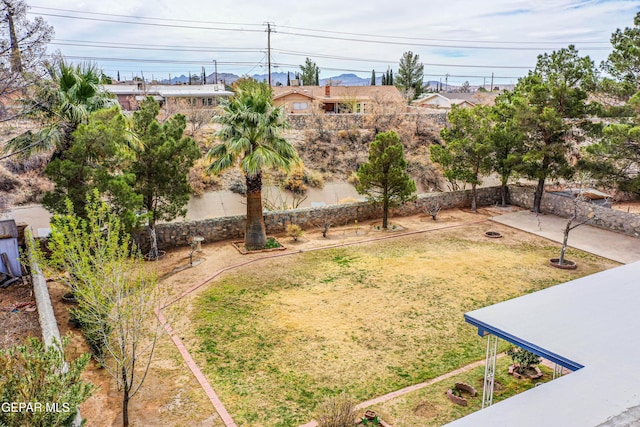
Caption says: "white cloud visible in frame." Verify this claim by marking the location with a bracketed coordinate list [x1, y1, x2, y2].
[27, 0, 640, 84]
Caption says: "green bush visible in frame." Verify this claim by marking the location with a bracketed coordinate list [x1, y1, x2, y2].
[286, 224, 304, 241]
[0, 336, 94, 427]
[507, 346, 541, 374]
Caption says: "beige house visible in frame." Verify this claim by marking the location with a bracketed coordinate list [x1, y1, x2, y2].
[102, 83, 233, 110]
[272, 85, 404, 114]
[413, 93, 476, 109]
[413, 91, 499, 109]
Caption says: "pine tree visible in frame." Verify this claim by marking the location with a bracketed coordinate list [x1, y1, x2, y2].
[396, 51, 424, 100]
[287, 72, 291, 86]
[371, 69, 376, 85]
[356, 131, 416, 229]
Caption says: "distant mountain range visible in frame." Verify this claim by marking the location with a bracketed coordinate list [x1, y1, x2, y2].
[159, 72, 453, 89]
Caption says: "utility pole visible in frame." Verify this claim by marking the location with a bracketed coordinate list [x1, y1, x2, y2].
[212, 59, 218, 84]
[490, 72, 494, 92]
[445, 74, 449, 92]
[266, 22, 272, 86]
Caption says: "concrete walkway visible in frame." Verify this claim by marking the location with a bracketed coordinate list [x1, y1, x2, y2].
[490, 210, 640, 264]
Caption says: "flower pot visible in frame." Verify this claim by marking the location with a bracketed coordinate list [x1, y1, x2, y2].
[62, 291, 78, 304]
[446, 382, 477, 406]
[508, 364, 543, 380]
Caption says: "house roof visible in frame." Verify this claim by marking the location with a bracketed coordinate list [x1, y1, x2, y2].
[445, 261, 640, 427]
[442, 91, 498, 105]
[412, 93, 476, 108]
[102, 84, 234, 98]
[271, 85, 404, 103]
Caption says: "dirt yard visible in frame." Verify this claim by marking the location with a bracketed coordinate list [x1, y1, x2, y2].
[0, 278, 39, 349]
[7, 208, 620, 426]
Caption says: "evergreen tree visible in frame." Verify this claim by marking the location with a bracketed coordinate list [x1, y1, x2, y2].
[356, 131, 416, 229]
[395, 51, 424, 101]
[600, 12, 640, 99]
[512, 45, 596, 213]
[41, 107, 141, 231]
[431, 105, 493, 211]
[287, 71, 291, 86]
[300, 57, 319, 86]
[371, 69, 376, 85]
[130, 97, 201, 259]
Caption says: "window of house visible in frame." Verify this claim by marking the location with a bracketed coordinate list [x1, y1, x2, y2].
[293, 102, 308, 110]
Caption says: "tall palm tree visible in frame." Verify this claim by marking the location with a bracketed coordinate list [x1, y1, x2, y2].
[207, 79, 299, 250]
[3, 59, 116, 159]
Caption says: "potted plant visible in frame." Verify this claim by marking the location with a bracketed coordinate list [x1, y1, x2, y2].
[446, 382, 477, 406]
[360, 410, 381, 426]
[507, 346, 543, 379]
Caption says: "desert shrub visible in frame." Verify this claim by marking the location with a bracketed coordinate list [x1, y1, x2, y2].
[305, 168, 324, 188]
[188, 158, 221, 196]
[284, 166, 325, 194]
[315, 393, 357, 427]
[11, 172, 53, 204]
[286, 224, 304, 241]
[338, 197, 359, 204]
[284, 167, 307, 194]
[0, 164, 21, 191]
[0, 336, 94, 427]
[346, 171, 359, 185]
[3, 152, 49, 174]
[337, 128, 360, 142]
[229, 178, 247, 195]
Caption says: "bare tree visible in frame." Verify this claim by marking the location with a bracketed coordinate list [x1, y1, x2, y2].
[557, 177, 597, 266]
[0, 0, 53, 120]
[423, 200, 441, 220]
[37, 193, 162, 427]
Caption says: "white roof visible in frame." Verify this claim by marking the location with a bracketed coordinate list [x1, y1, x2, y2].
[446, 261, 640, 427]
[102, 84, 233, 97]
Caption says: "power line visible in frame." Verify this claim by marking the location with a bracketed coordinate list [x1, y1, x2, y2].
[57, 55, 261, 66]
[275, 49, 533, 69]
[29, 8, 610, 51]
[277, 24, 610, 45]
[30, 6, 264, 27]
[31, 6, 610, 47]
[32, 12, 265, 33]
[275, 30, 611, 51]
[50, 40, 264, 54]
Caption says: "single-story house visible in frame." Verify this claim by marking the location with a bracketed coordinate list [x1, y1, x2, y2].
[413, 93, 476, 109]
[102, 83, 234, 110]
[413, 91, 499, 109]
[271, 85, 405, 114]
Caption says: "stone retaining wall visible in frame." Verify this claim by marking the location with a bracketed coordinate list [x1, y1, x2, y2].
[508, 185, 640, 237]
[137, 187, 501, 251]
[135, 185, 640, 251]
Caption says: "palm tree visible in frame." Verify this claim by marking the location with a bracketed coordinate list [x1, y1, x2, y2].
[207, 79, 299, 250]
[3, 59, 116, 159]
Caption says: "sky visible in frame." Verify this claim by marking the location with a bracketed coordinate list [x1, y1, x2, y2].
[26, 0, 640, 87]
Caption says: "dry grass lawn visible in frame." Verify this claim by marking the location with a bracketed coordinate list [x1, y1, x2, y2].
[175, 222, 618, 426]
